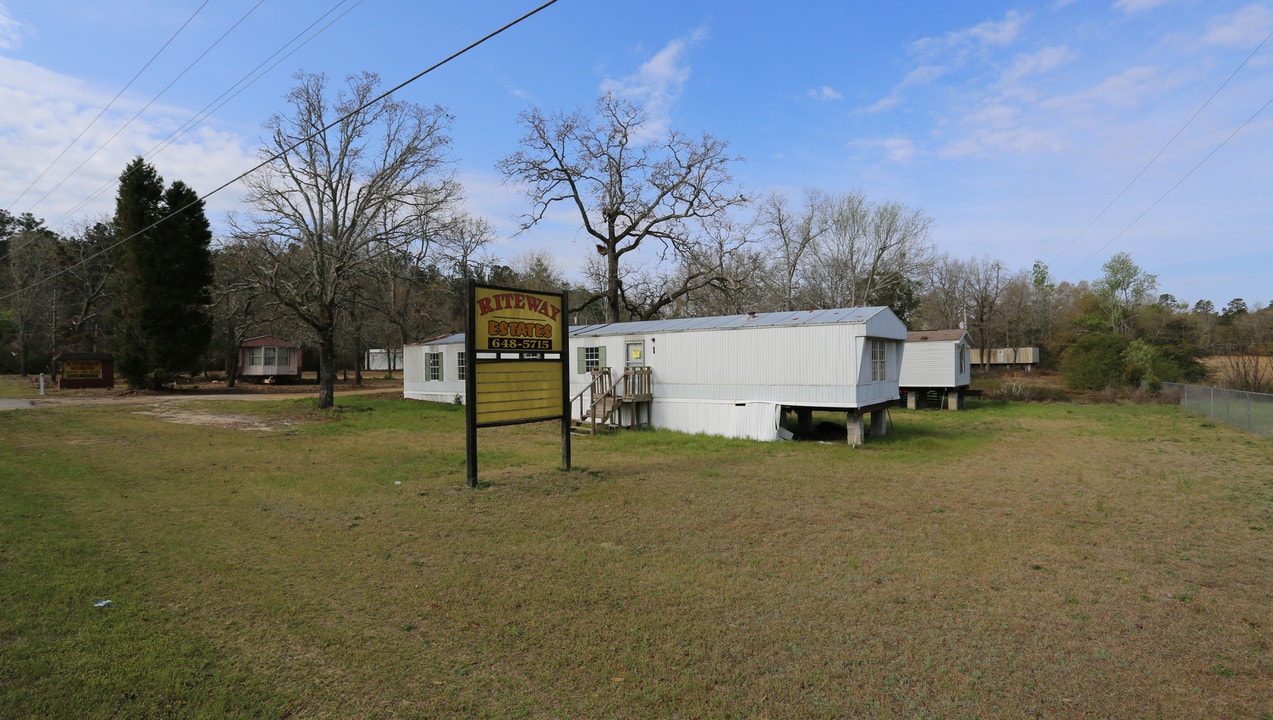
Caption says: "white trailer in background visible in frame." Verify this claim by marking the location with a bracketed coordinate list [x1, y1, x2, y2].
[899, 329, 973, 410]
[405, 307, 908, 445]
[403, 335, 466, 404]
[365, 348, 403, 372]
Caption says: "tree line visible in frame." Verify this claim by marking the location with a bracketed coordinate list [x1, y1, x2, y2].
[2, 72, 1270, 403]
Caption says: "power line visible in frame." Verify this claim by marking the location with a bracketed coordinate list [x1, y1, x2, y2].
[18, 1, 268, 216]
[1, 0, 564, 304]
[1051, 27, 1273, 280]
[1064, 93, 1273, 282]
[4, 1, 212, 210]
[43, 0, 365, 231]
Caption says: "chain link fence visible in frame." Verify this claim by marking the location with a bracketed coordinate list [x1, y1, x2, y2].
[1163, 382, 1273, 439]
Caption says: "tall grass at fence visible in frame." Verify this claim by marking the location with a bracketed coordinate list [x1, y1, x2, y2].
[1166, 381, 1273, 438]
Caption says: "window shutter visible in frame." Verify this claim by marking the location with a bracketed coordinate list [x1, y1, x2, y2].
[577, 348, 586, 374]
[598, 346, 607, 368]
[439, 353, 444, 382]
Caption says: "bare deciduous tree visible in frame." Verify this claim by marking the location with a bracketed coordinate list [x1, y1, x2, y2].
[232, 71, 459, 408]
[803, 192, 934, 312]
[6, 225, 57, 375]
[755, 190, 824, 312]
[54, 220, 115, 353]
[499, 92, 747, 321]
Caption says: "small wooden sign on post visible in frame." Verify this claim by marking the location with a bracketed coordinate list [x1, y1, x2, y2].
[464, 281, 571, 487]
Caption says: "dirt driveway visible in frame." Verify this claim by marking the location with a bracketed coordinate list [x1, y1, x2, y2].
[0, 381, 401, 431]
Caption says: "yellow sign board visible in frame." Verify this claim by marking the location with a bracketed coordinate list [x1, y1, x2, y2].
[63, 361, 102, 379]
[465, 281, 571, 487]
[474, 361, 563, 425]
[472, 286, 564, 352]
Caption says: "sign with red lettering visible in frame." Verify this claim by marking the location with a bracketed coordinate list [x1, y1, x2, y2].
[472, 286, 565, 351]
[465, 281, 571, 488]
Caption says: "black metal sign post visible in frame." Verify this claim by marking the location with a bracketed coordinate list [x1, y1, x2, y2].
[464, 280, 570, 488]
[464, 280, 479, 488]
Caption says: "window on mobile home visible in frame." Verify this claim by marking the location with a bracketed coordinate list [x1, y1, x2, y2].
[427, 352, 442, 381]
[871, 340, 887, 382]
[578, 346, 605, 373]
[457, 352, 466, 381]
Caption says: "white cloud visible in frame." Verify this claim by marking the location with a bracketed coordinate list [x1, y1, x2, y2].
[1043, 65, 1169, 113]
[965, 10, 1027, 46]
[940, 125, 1066, 158]
[0, 56, 255, 232]
[852, 136, 919, 164]
[1004, 45, 1078, 82]
[1115, 0, 1171, 14]
[601, 29, 706, 138]
[881, 137, 917, 163]
[939, 101, 1067, 158]
[869, 11, 1028, 114]
[863, 94, 900, 114]
[808, 85, 842, 101]
[1200, 4, 1273, 46]
[913, 10, 1027, 58]
[0, 4, 23, 51]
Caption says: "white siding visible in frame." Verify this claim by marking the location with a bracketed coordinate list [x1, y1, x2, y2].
[414, 308, 908, 441]
[900, 342, 954, 387]
[404, 341, 466, 403]
[569, 324, 905, 407]
[366, 348, 403, 371]
[900, 338, 971, 389]
[653, 399, 783, 441]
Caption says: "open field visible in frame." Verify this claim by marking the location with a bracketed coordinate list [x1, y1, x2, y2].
[1, 388, 1271, 718]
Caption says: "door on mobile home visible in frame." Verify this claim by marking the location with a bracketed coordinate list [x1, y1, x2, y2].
[625, 341, 645, 367]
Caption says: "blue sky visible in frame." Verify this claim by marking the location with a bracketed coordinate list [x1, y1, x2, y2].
[1, 0, 1270, 308]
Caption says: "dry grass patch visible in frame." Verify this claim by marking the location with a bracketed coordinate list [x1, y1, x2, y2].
[1, 397, 1270, 718]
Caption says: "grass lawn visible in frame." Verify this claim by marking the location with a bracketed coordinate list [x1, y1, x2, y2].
[1, 390, 1270, 718]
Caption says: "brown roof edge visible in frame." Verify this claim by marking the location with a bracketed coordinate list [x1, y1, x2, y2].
[905, 329, 969, 342]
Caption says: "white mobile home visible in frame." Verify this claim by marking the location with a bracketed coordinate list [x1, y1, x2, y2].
[899, 329, 972, 410]
[970, 346, 1040, 367]
[403, 335, 466, 404]
[405, 307, 908, 444]
[365, 347, 404, 372]
[237, 335, 302, 383]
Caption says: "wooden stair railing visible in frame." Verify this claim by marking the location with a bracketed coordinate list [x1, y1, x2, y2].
[570, 366, 654, 435]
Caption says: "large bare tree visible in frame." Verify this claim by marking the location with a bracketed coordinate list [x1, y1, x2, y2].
[803, 192, 934, 311]
[499, 92, 747, 322]
[233, 71, 458, 408]
[755, 190, 824, 312]
[54, 220, 116, 354]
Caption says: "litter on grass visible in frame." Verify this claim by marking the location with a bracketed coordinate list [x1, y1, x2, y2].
[93, 599, 112, 608]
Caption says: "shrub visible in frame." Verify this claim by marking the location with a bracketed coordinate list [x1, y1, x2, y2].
[1060, 334, 1129, 390]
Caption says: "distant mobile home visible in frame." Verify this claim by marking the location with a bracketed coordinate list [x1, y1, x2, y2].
[405, 307, 908, 444]
[237, 336, 302, 382]
[899, 329, 972, 410]
[403, 335, 466, 404]
[365, 348, 404, 372]
[970, 347, 1040, 367]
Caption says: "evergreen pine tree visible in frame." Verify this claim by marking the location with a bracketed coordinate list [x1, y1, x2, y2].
[112, 158, 213, 389]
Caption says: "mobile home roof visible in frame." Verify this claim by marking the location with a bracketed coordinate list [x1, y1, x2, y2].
[411, 307, 899, 346]
[571, 307, 894, 337]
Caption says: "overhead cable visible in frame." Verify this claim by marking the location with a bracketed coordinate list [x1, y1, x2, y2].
[0, 0, 563, 303]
